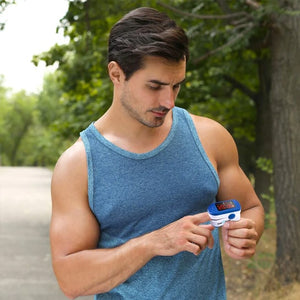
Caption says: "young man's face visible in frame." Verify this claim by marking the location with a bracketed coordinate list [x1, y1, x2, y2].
[119, 56, 186, 128]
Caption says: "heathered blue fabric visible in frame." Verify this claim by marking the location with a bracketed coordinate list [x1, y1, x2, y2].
[80, 106, 226, 300]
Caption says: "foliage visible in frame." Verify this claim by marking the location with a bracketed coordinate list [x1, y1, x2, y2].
[0, 0, 14, 12]
[33, 1, 272, 161]
[32, 1, 278, 174]
[0, 0, 15, 30]
[37, 72, 64, 127]
[157, 0, 275, 176]
[256, 157, 273, 175]
[33, 0, 159, 138]
[0, 89, 36, 165]
[163, 1, 266, 120]
[256, 156, 274, 224]
[1, 0, 295, 288]
[0, 74, 71, 166]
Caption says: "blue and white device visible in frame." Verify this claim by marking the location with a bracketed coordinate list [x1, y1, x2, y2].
[208, 199, 241, 227]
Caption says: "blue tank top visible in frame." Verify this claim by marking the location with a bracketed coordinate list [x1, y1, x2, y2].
[80, 107, 226, 299]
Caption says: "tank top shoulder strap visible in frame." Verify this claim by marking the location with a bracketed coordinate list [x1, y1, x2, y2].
[176, 107, 219, 187]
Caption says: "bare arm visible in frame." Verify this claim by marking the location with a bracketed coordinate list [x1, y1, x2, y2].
[50, 140, 214, 299]
[192, 115, 264, 259]
[217, 149, 264, 259]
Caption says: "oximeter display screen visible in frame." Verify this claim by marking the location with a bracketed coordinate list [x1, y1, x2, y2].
[216, 200, 235, 211]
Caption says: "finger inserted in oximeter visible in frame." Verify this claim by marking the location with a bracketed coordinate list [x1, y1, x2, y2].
[207, 199, 241, 227]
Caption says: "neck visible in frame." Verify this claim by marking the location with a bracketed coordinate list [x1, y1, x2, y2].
[94, 105, 173, 153]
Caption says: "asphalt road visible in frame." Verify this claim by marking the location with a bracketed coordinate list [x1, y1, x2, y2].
[0, 167, 93, 300]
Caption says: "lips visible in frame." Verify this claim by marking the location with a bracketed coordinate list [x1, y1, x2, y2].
[152, 111, 166, 117]
[151, 108, 170, 117]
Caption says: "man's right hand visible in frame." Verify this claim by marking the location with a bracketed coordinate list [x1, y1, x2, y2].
[145, 212, 215, 257]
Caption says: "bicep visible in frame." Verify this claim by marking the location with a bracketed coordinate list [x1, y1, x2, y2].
[215, 132, 260, 211]
[191, 114, 261, 211]
[50, 205, 100, 259]
[217, 163, 260, 210]
[50, 145, 100, 261]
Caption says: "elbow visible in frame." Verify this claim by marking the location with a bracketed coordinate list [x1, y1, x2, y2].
[59, 280, 110, 299]
[52, 257, 114, 297]
[53, 265, 82, 299]
[64, 293, 76, 300]
[55, 269, 108, 298]
[52, 257, 83, 299]
[58, 281, 80, 300]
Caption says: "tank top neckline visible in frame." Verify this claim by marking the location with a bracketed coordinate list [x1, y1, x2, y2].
[89, 107, 179, 160]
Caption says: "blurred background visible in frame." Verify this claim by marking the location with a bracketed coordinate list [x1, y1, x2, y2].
[0, 0, 299, 299]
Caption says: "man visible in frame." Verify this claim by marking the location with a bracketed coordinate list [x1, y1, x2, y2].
[50, 7, 264, 300]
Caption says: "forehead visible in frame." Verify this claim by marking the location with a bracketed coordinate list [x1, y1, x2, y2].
[133, 56, 186, 83]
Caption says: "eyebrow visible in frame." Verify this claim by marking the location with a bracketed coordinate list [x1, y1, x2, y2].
[148, 78, 186, 86]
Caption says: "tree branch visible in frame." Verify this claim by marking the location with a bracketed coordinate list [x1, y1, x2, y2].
[216, 0, 232, 15]
[245, 0, 261, 10]
[223, 75, 258, 103]
[193, 23, 254, 64]
[157, 1, 249, 20]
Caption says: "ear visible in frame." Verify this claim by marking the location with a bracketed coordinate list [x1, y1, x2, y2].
[108, 61, 125, 85]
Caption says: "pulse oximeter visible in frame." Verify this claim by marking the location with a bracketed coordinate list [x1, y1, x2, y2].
[207, 199, 241, 227]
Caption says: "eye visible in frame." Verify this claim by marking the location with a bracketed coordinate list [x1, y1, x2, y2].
[173, 84, 181, 90]
[148, 84, 161, 91]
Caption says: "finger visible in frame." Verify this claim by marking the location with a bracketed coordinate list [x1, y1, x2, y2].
[224, 218, 255, 230]
[225, 241, 256, 259]
[227, 225, 259, 243]
[206, 232, 214, 249]
[191, 212, 211, 224]
[190, 227, 214, 249]
[228, 228, 258, 239]
[227, 236, 257, 249]
[201, 224, 215, 231]
[185, 238, 207, 256]
[186, 242, 202, 256]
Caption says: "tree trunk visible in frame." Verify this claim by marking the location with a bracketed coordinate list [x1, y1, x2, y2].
[270, 0, 300, 284]
[254, 57, 273, 215]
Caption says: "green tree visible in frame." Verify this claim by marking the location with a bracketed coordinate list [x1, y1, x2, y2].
[0, 90, 36, 165]
[270, 0, 300, 284]
[34, 0, 300, 286]
[33, 0, 160, 138]
[34, 0, 269, 206]
[37, 72, 64, 127]
[31, 72, 72, 166]
[159, 0, 272, 213]
[0, 73, 72, 167]
[0, 76, 10, 164]
[161, 0, 300, 285]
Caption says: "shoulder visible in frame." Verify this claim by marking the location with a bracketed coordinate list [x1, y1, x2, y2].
[51, 139, 88, 204]
[189, 113, 239, 171]
[189, 113, 225, 135]
[54, 138, 87, 176]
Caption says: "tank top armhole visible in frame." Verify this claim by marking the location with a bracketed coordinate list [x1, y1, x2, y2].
[181, 109, 220, 189]
[80, 128, 95, 212]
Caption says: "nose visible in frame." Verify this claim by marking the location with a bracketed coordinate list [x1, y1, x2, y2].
[159, 87, 176, 110]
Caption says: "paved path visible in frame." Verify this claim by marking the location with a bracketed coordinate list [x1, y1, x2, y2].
[0, 167, 92, 300]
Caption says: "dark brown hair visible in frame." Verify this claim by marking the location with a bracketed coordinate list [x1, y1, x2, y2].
[108, 7, 189, 80]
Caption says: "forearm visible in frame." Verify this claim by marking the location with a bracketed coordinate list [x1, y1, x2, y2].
[54, 235, 154, 299]
[53, 213, 215, 298]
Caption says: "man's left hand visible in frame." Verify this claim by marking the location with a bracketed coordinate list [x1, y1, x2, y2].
[221, 218, 259, 259]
